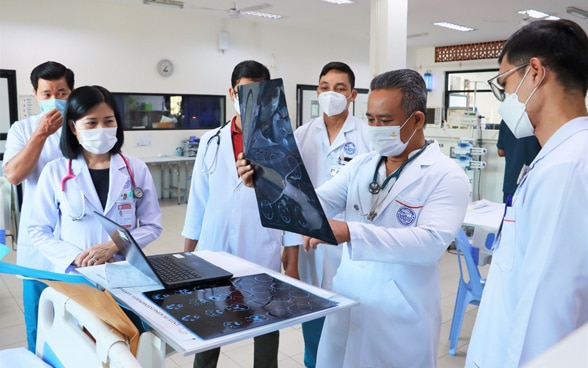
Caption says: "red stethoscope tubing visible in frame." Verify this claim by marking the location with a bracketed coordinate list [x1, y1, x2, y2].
[61, 153, 136, 191]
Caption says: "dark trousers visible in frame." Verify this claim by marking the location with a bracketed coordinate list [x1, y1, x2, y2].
[193, 330, 280, 368]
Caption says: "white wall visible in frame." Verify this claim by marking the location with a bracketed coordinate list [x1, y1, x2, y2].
[0, 0, 371, 156]
[1, 0, 510, 199]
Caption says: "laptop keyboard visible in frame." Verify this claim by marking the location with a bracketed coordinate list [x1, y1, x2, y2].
[149, 255, 202, 283]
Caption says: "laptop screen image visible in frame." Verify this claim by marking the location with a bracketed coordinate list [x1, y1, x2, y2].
[94, 211, 233, 289]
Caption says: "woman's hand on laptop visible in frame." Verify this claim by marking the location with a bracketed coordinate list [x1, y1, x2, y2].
[74, 241, 117, 267]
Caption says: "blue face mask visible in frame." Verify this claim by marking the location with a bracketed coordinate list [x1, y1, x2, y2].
[39, 98, 67, 114]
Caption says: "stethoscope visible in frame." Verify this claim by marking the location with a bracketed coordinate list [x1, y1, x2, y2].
[60, 153, 143, 221]
[368, 141, 429, 194]
[201, 120, 230, 174]
[356, 141, 429, 222]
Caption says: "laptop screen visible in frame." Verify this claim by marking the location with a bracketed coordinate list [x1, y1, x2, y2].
[94, 211, 163, 285]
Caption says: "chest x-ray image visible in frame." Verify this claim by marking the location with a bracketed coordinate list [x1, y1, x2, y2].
[239, 78, 337, 245]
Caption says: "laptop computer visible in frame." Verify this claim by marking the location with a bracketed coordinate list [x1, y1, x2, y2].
[94, 211, 233, 289]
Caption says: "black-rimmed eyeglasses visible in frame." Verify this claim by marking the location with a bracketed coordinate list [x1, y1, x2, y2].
[487, 63, 529, 101]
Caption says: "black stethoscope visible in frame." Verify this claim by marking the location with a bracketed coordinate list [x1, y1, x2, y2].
[368, 141, 429, 195]
[201, 120, 230, 174]
[60, 153, 143, 220]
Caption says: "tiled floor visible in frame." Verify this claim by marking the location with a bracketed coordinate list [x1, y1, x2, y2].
[0, 198, 487, 367]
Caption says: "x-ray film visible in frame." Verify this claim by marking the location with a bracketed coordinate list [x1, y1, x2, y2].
[239, 79, 337, 245]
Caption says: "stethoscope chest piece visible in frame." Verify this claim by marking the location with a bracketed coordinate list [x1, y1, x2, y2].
[368, 181, 381, 195]
[133, 186, 144, 199]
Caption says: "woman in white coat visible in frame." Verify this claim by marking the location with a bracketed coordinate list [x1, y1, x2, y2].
[26, 86, 162, 344]
[301, 70, 470, 367]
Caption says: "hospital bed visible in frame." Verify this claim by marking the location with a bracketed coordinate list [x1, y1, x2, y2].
[35, 287, 166, 368]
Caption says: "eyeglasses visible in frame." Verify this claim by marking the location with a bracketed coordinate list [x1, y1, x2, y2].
[487, 63, 529, 101]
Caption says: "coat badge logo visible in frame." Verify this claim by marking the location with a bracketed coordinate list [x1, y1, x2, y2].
[396, 206, 416, 226]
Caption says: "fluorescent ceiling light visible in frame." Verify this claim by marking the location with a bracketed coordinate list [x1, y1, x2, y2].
[433, 22, 475, 32]
[321, 0, 355, 4]
[518, 9, 559, 20]
[241, 11, 283, 19]
[567, 6, 588, 19]
[143, 0, 183, 9]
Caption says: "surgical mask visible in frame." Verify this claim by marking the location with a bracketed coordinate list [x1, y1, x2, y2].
[39, 98, 67, 114]
[366, 112, 416, 157]
[233, 97, 241, 116]
[498, 66, 544, 139]
[318, 91, 350, 117]
[77, 127, 118, 154]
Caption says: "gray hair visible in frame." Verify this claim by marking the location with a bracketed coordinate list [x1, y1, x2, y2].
[370, 69, 427, 116]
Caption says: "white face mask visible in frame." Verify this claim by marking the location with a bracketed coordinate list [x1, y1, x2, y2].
[498, 66, 544, 139]
[365, 112, 416, 157]
[77, 127, 118, 154]
[233, 95, 241, 116]
[318, 91, 350, 117]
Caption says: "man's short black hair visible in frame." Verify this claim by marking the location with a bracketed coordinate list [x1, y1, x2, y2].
[500, 19, 588, 96]
[60, 85, 124, 159]
[30, 61, 75, 91]
[370, 69, 427, 117]
[318, 61, 356, 90]
[231, 60, 271, 88]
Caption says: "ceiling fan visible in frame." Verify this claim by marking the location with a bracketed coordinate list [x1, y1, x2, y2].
[227, 2, 271, 18]
[200, 2, 279, 19]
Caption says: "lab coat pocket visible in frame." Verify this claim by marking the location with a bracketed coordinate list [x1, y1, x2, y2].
[381, 278, 419, 323]
[494, 206, 516, 271]
[390, 197, 425, 227]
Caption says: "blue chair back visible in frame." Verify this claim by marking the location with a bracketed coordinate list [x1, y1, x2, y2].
[454, 229, 484, 297]
[448, 228, 486, 355]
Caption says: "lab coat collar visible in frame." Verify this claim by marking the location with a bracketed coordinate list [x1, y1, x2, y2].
[315, 115, 360, 153]
[371, 140, 438, 216]
[218, 125, 244, 190]
[105, 153, 130, 213]
[71, 156, 103, 213]
[71, 153, 130, 214]
[530, 116, 588, 169]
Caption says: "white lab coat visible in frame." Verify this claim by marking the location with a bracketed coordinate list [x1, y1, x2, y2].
[466, 117, 588, 368]
[28, 153, 162, 273]
[291, 115, 371, 290]
[314, 141, 470, 368]
[182, 119, 294, 272]
[3, 113, 63, 269]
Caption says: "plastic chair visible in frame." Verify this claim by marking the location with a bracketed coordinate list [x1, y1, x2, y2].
[448, 228, 486, 355]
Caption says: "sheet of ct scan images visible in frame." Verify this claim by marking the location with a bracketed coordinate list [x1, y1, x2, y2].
[143, 273, 338, 339]
[239, 78, 337, 245]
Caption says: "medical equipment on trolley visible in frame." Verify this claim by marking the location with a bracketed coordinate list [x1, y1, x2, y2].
[60, 153, 142, 221]
[453, 140, 486, 201]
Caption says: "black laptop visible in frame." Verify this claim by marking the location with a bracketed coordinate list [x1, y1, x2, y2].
[94, 212, 233, 289]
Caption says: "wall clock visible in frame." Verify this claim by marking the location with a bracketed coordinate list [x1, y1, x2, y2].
[157, 59, 174, 77]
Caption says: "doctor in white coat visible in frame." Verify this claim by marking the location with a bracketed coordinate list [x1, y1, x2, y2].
[27, 85, 162, 351]
[238, 69, 469, 367]
[3, 61, 74, 352]
[182, 60, 299, 368]
[288, 61, 372, 368]
[466, 19, 588, 368]
[303, 69, 469, 367]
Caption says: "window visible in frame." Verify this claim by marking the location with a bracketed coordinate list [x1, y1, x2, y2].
[113, 93, 226, 130]
[444, 69, 501, 128]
